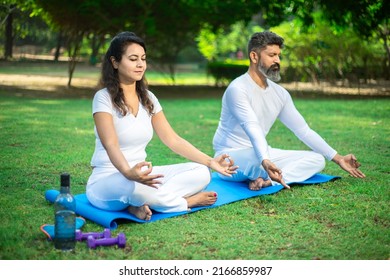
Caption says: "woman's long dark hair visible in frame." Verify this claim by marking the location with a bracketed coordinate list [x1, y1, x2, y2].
[100, 31, 154, 116]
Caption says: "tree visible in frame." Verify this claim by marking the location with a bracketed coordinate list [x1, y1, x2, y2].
[33, 0, 261, 85]
[272, 12, 382, 84]
[246, 0, 390, 79]
[199, 2, 387, 85]
[1, 0, 20, 59]
[33, 0, 123, 87]
[3, 3, 15, 59]
[1, 0, 54, 60]
[109, 0, 259, 82]
[316, 0, 390, 78]
[6, 0, 387, 85]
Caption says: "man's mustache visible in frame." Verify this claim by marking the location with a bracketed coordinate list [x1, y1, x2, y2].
[269, 63, 280, 71]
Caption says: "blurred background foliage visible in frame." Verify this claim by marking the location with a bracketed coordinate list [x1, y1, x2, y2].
[0, 0, 388, 86]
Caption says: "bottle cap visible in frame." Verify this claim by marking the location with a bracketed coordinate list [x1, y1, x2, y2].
[61, 173, 70, 187]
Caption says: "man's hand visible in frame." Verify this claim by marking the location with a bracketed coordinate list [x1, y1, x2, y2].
[332, 154, 366, 178]
[262, 159, 290, 189]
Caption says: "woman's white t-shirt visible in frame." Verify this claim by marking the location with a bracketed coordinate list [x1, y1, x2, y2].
[90, 88, 162, 168]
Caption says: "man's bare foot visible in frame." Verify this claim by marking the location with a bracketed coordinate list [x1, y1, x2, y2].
[249, 177, 272, 191]
[185, 192, 217, 210]
[127, 205, 152, 221]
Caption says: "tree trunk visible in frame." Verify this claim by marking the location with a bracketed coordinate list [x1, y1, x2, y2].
[54, 31, 63, 62]
[4, 4, 16, 60]
[89, 34, 104, 66]
[67, 32, 84, 88]
[67, 44, 78, 88]
[168, 63, 176, 84]
[379, 29, 390, 80]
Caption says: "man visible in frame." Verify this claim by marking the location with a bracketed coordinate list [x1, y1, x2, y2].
[212, 31, 365, 190]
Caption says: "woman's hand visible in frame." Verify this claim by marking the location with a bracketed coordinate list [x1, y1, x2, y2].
[333, 154, 366, 178]
[262, 159, 290, 189]
[126, 161, 164, 188]
[210, 154, 238, 177]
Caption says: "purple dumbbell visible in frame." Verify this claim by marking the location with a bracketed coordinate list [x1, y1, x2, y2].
[75, 228, 111, 241]
[87, 233, 126, 249]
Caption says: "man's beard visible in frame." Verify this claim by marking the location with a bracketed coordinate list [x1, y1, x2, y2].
[258, 62, 281, 82]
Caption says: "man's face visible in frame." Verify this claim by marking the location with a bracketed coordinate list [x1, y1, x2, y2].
[257, 44, 281, 82]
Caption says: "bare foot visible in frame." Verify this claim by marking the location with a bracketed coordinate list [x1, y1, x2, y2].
[249, 177, 272, 191]
[185, 192, 217, 210]
[127, 205, 152, 221]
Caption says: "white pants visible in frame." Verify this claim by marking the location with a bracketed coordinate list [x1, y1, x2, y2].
[86, 162, 211, 213]
[216, 147, 325, 184]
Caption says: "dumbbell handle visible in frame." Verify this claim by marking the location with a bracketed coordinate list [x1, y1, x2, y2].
[75, 228, 111, 241]
[87, 233, 126, 249]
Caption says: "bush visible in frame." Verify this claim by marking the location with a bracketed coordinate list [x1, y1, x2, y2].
[207, 60, 248, 86]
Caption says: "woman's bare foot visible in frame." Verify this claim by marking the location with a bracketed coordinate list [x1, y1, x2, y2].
[249, 177, 272, 191]
[185, 192, 217, 210]
[127, 205, 152, 221]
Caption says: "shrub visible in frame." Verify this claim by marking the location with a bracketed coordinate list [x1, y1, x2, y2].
[207, 60, 248, 86]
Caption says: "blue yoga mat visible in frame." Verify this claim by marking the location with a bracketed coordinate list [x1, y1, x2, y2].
[45, 172, 340, 229]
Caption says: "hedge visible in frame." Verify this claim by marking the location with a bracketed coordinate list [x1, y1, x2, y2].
[207, 61, 248, 86]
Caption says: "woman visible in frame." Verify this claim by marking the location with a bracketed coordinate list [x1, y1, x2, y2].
[86, 32, 237, 221]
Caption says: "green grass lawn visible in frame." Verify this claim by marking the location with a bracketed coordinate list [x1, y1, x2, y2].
[0, 88, 389, 260]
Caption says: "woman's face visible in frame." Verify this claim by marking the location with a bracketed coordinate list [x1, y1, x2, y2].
[112, 43, 146, 84]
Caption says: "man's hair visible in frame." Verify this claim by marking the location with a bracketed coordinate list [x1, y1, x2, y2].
[247, 31, 284, 55]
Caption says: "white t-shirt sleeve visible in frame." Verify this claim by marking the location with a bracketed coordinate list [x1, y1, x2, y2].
[92, 89, 113, 115]
[225, 86, 270, 162]
[148, 90, 163, 115]
[278, 94, 337, 160]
